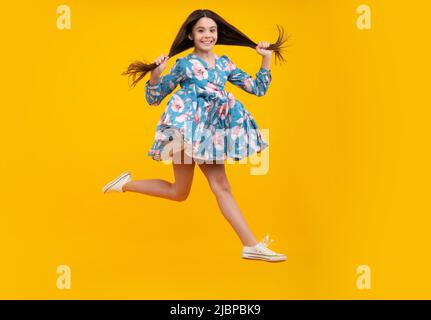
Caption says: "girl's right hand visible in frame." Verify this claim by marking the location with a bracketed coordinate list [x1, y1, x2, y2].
[152, 54, 169, 74]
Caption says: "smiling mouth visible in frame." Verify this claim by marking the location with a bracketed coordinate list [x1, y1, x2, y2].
[201, 40, 214, 45]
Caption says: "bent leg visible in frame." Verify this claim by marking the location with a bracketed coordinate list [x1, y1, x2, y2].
[123, 150, 195, 201]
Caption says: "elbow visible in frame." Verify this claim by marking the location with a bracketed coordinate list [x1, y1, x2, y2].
[253, 82, 270, 97]
[145, 96, 160, 106]
[256, 85, 271, 97]
[145, 84, 162, 106]
[255, 90, 268, 97]
[148, 101, 160, 106]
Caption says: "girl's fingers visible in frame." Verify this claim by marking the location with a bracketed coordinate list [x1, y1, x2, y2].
[257, 41, 270, 49]
[155, 55, 167, 65]
[159, 55, 167, 64]
[155, 55, 168, 66]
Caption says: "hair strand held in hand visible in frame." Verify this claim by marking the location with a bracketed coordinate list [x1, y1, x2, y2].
[122, 9, 291, 88]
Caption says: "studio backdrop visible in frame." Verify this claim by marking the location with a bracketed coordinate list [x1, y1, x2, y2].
[1, 0, 430, 299]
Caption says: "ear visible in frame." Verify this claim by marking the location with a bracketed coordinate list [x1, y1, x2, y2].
[188, 34, 193, 41]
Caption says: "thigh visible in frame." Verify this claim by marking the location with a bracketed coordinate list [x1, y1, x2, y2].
[198, 162, 231, 191]
[172, 149, 196, 193]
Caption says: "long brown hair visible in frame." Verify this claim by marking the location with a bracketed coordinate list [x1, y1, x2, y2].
[122, 9, 290, 88]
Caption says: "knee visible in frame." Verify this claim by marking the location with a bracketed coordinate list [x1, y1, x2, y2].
[171, 188, 190, 202]
[209, 176, 231, 195]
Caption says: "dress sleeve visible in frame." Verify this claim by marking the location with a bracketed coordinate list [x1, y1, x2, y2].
[225, 56, 272, 97]
[145, 58, 185, 106]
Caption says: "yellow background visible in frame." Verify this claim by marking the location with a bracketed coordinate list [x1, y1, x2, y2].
[1, 0, 430, 299]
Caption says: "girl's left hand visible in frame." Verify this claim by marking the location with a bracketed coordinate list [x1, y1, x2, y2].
[256, 41, 272, 57]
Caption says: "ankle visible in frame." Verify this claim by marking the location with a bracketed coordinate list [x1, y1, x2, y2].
[243, 240, 259, 247]
[122, 181, 131, 192]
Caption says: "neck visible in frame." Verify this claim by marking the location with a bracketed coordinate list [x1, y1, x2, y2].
[192, 49, 214, 59]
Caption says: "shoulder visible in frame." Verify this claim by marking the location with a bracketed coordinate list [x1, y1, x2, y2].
[176, 54, 196, 69]
[173, 56, 186, 66]
[219, 54, 230, 63]
[177, 53, 193, 63]
[170, 56, 187, 73]
[219, 55, 236, 72]
[219, 54, 235, 68]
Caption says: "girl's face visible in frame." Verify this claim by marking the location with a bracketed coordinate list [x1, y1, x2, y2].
[189, 17, 218, 52]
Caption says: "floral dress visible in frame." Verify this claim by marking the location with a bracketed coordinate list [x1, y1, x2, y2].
[145, 53, 271, 162]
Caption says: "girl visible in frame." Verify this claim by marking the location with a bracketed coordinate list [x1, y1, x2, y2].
[103, 9, 288, 262]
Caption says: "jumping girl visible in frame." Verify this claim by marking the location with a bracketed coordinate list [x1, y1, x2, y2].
[102, 9, 288, 262]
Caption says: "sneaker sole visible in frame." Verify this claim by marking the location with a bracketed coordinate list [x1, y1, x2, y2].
[102, 171, 130, 193]
[242, 253, 287, 262]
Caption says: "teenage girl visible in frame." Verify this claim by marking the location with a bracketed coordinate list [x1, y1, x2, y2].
[103, 9, 288, 262]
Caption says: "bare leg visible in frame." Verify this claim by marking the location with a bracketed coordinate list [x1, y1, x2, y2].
[198, 162, 259, 247]
[123, 150, 195, 201]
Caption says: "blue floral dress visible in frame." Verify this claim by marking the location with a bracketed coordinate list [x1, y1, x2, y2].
[144, 53, 271, 162]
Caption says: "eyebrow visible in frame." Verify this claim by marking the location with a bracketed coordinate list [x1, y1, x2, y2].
[196, 26, 217, 29]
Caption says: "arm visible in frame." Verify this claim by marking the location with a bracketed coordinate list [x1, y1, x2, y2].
[145, 58, 185, 106]
[226, 41, 273, 97]
[227, 59, 272, 97]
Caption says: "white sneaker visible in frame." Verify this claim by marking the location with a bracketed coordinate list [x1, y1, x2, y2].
[102, 171, 132, 193]
[242, 234, 287, 262]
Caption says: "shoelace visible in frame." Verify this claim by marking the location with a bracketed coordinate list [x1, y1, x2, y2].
[253, 235, 277, 255]
[260, 234, 274, 247]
